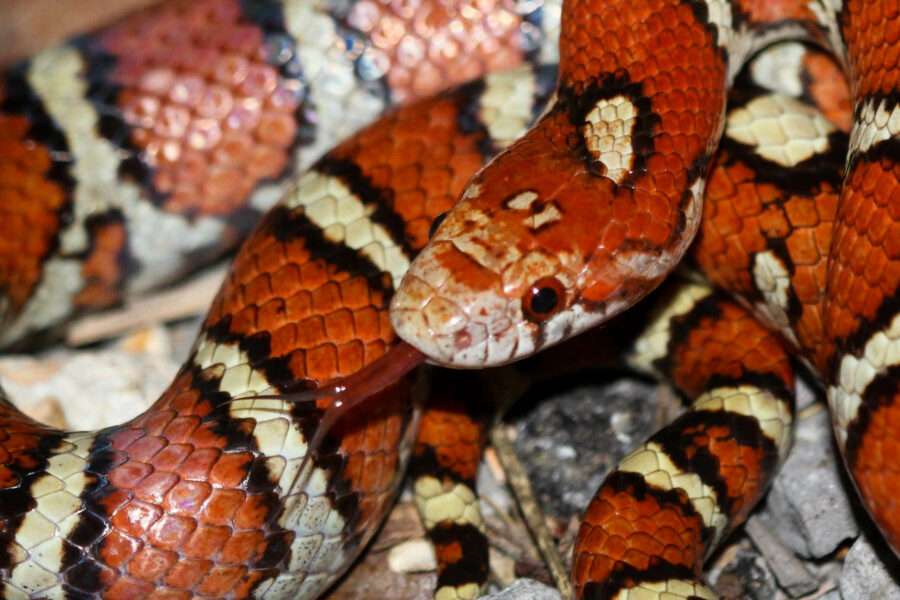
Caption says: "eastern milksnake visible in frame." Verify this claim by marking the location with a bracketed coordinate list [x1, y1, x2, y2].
[0, 1, 897, 599]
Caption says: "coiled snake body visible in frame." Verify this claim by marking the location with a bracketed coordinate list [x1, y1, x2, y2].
[0, 1, 897, 599]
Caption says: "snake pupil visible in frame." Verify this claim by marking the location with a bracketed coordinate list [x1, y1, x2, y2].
[522, 276, 566, 322]
[428, 212, 448, 238]
[530, 286, 558, 314]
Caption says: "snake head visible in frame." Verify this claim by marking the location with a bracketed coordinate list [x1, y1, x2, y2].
[390, 109, 702, 368]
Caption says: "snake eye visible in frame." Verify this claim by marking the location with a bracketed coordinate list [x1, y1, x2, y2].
[522, 276, 566, 322]
[428, 212, 448, 239]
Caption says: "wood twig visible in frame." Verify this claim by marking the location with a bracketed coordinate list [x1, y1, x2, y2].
[0, 0, 162, 66]
[66, 265, 227, 346]
[490, 425, 574, 600]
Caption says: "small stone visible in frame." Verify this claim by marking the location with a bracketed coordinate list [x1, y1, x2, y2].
[479, 578, 561, 600]
[0, 341, 180, 431]
[489, 547, 517, 586]
[117, 325, 172, 355]
[840, 535, 900, 600]
[387, 539, 436, 574]
[554, 445, 576, 460]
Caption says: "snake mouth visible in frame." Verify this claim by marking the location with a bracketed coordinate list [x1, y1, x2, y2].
[389, 272, 525, 368]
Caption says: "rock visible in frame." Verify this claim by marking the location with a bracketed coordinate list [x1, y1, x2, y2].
[840, 535, 900, 600]
[709, 538, 780, 600]
[511, 376, 662, 519]
[479, 579, 561, 600]
[388, 539, 436, 573]
[0, 325, 180, 430]
[758, 406, 858, 558]
[795, 371, 822, 411]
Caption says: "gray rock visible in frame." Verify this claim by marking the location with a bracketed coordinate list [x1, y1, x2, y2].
[511, 377, 661, 519]
[0, 326, 179, 430]
[479, 579, 561, 600]
[759, 406, 858, 558]
[795, 371, 821, 411]
[709, 539, 780, 600]
[840, 536, 900, 600]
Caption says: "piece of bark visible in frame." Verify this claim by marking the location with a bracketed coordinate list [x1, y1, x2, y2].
[0, 0, 161, 66]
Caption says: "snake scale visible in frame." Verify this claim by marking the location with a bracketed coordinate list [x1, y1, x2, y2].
[0, 0, 897, 599]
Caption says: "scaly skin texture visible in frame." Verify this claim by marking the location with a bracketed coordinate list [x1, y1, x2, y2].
[391, 0, 739, 368]
[0, 0, 551, 348]
[4, 0, 900, 598]
[410, 370, 494, 599]
[0, 0, 562, 596]
[827, 0, 900, 551]
[569, 280, 795, 599]
[389, 0, 900, 596]
[0, 80, 71, 317]
[692, 70, 847, 373]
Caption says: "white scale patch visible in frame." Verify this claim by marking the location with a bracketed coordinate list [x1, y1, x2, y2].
[462, 182, 483, 201]
[808, 0, 847, 62]
[627, 281, 714, 377]
[480, 66, 539, 148]
[124, 203, 229, 294]
[726, 94, 835, 167]
[752, 251, 800, 348]
[525, 203, 563, 230]
[612, 578, 716, 600]
[387, 538, 437, 573]
[504, 191, 563, 230]
[727, 23, 812, 84]
[505, 191, 538, 211]
[849, 98, 900, 158]
[748, 42, 807, 97]
[4, 433, 95, 599]
[0, 260, 83, 348]
[281, 0, 386, 172]
[701, 0, 735, 49]
[584, 95, 638, 184]
[617, 442, 729, 546]
[285, 170, 410, 288]
[413, 475, 484, 531]
[694, 385, 794, 463]
[192, 335, 352, 600]
[829, 313, 900, 449]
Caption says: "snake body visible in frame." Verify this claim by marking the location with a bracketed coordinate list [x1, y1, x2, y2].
[0, 0, 898, 599]
[0, 2, 559, 598]
[392, 0, 900, 596]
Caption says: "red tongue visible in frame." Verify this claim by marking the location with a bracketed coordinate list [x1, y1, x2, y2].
[247, 342, 426, 498]
[298, 341, 425, 435]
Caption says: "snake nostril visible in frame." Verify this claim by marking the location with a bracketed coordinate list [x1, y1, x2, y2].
[453, 329, 472, 349]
